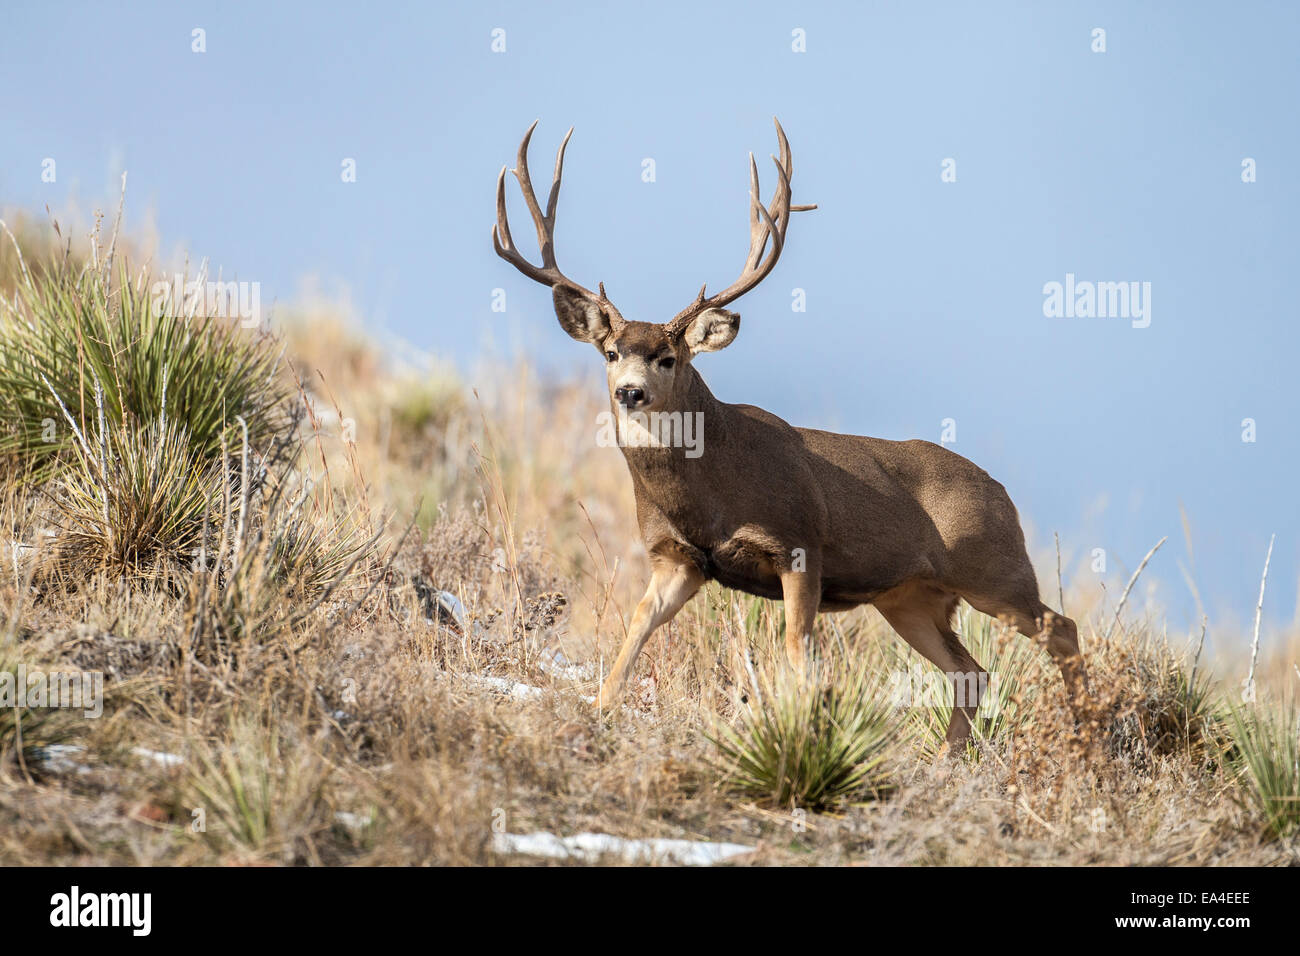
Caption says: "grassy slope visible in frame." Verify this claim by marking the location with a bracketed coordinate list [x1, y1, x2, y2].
[0, 224, 1296, 866]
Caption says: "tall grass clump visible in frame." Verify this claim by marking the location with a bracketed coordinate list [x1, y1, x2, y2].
[709, 653, 900, 809]
[180, 708, 331, 859]
[0, 243, 303, 579]
[1127, 635, 1223, 758]
[0, 258, 289, 484]
[182, 446, 379, 657]
[1225, 695, 1300, 839]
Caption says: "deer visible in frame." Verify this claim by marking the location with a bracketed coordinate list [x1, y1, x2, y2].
[491, 118, 1087, 745]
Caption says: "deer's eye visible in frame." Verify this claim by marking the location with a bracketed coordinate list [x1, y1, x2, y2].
[605, 351, 617, 363]
[659, 357, 676, 370]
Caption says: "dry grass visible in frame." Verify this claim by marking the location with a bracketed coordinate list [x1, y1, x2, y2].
[0, 223, 1296, 867]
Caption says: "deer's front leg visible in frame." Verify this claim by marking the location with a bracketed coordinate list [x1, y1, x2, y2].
[595, 558, 704, 712]
[779, 563, 821, 679]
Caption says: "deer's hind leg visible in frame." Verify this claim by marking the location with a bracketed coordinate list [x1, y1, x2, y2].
[875, 582, 987, 747]
[961, 589, 1088, 713]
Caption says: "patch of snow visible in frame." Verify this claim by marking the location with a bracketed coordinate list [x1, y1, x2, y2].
[334, 811, 373, 831]
[537, 646, 596, 682]
[130, 746, 184, 769]
[492, 830, 754, 866]
[446, 669, 653, 721]
[33, 743, 92, 775]
[464, 673, 547, 700]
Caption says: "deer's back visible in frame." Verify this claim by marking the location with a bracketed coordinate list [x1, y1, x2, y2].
[793, 425, 1029, 595]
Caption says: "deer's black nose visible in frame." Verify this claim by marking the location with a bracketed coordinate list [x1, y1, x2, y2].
[615, 386, 645, 407]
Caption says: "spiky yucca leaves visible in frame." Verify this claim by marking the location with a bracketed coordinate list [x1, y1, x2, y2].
[0, 258, 289, 483]
[52, 414, 218, 578]
[1224, 695, 1300, 839]
[889, 606, 1053, 755]
[709, 651, 901, 809]
[1133, 639, 1223, 757]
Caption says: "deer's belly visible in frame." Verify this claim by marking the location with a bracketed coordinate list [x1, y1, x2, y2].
[699, 537, 784, 600]
[695, 535, 892, 610]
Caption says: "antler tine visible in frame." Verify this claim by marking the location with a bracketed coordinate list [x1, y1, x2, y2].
[492, 122, 603, 305]
[774, 116, 793, 192]
[493, 165, 516, 256]
[744, 152, 763, 271]
[546, 126, 574, 222]
[666, 118, 814, 334]
[512, 121, 552, 266]
[746, 151, 793, 272]
[774, 116, 818, 215]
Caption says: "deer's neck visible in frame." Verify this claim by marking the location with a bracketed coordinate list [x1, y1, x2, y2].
[616, 368, 737, 535]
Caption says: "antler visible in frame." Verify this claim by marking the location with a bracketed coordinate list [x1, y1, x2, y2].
[664, 117, 816, 335]
[492, 121, 621, 323]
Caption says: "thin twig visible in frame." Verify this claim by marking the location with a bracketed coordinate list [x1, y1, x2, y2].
[37, 371, 94, 460]
[1244, 533, 1275, 704]
[160, 365, 169, 435]
[93, 377, 110, 536]
[1103, 536, 1167, 641]
[1054, 531, 1065, 616]
[104, 171, 128, 281]
[234, 416, 251, 566]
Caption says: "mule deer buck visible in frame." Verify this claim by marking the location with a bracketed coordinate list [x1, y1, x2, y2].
[492, 118, 1087, 743]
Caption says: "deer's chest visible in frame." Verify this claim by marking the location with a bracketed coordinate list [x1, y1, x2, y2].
[661, 515, 787, 600]
[627, 454, 789, 597]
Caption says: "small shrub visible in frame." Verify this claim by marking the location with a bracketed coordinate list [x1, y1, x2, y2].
[181, 709, 331, 858]
[52, 415, 218, 578]
[709, 653, 900, 809]
[182, 455, 377, 657]
[1224, 696, 1300, 839]
[0, 259, 290, 484]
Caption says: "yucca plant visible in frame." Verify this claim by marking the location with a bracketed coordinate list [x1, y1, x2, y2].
[0, 257, 290, 484]
[709, 651, 900, 809]
[1224, 695, 1300, 839]
[885, 605, 1051, 755]
[51, 413, 218, 578]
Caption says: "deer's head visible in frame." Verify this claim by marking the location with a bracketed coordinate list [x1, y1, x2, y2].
[492, 119, 813, 414]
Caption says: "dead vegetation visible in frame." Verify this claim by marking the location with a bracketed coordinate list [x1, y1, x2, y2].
[0, 215, 1296, 866]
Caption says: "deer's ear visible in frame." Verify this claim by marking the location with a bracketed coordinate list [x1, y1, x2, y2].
[553, 284, 611, 345]
[683, 308, 740, 354]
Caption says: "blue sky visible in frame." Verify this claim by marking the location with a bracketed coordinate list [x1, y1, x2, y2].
[2, 1, 1297, 644]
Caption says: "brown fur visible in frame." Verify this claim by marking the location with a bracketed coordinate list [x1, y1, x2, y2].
[495, 121, 1087, 743]
[556, 307, 1088, 742]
